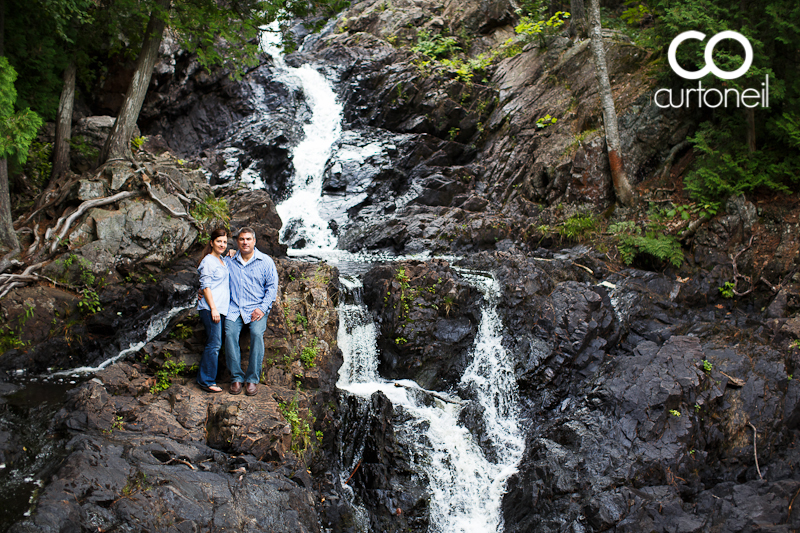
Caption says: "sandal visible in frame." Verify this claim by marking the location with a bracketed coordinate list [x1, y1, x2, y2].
[198, 383, 223, 393]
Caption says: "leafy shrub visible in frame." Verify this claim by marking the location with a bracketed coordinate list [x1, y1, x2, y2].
[191, 196, 231, 240]
[278, 396, 321, 460]
[685, 121, 800, 208]
[412, 30, 461, 60]
[559, 213, 598, 241]
[610, 221, 684, 267]
[300, 337, 319, 368]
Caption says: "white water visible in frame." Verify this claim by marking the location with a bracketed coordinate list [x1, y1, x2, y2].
[261, 28, 523, 531]
[337, 274, 523, 533]
[53, 303, 193, 376]
[260, 29, 342, 251]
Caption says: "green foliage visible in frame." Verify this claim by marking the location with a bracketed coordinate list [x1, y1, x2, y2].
[621, 1, 656, 26]
[395, 337, 408, 345]
[69, 135, 99, 160]
[278, 396, 318, 460]
[515, 11, 570, 47]
[131, 135, 147, 151]
[559, 213, 598, 241]
[77, 288, 102, 315]
[120, 471, 150, 498]
[536, 114, 558, 129]
[0, 325, 28, 353]
[191, 196, 230, 238]
[149, 358, 188, 394]
[103, 415, 125, 434]
[610, 222, 684, 267]
[300, 338, 319, 368]
[23, 141, 53, 190]
[294, 312, 309, 330]
[648, 0, 800, 206]
[412, 30, 462, 60]
[685, 121, 800, 207]
[170, 322, 193, 340]
[702, 359, 713, 373]
[669, 409, 681, 417]
[718, 282, 735, 299]
[0, 57, 43, 166]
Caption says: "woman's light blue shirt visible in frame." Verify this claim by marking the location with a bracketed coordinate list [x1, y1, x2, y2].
[197, 254, 230, 316]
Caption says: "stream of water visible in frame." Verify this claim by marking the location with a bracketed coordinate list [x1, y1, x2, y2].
[258, 27, 525, 531]
[337, 274, 524, 532]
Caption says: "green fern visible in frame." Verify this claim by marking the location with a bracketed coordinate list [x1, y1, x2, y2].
[610, 222, 684, 267]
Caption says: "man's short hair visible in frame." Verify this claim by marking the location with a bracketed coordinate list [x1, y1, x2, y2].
[237, 227, 257, 240]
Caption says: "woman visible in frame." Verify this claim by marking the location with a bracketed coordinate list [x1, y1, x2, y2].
[196, 227, 231, 393]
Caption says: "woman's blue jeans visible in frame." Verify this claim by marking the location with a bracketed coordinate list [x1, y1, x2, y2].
[198, 309, 224, 387]
[224, 315, 267, 384]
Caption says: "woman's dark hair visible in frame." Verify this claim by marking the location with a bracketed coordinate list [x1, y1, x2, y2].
[199, 228, 229, 265]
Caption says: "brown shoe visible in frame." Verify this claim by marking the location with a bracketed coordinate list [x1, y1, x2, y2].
[230, 382, 243, 395]
[245, 383, 258, 396]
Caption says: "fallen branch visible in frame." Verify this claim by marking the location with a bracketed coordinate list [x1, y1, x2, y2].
[345, 460, 361, 484]
[393, 382, 462, 404]
[749, 422, 763, 481]
[657, 141, 691, 181]
[679, 214, 711, 243]
[719, 370, 745, 388]
[48, 191, 139, 254]
[165, 457, 196, 470]
[788, 485, 800, 522]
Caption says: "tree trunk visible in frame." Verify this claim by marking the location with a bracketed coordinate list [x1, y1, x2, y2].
[52, 60, 76, 180]
[587, 0, 635, 207]
[570, 0, 587, 38]
[745, 108, 756, 152]
[99, 0, 169, 164]
[0, 0, 16, 252]
[0, 158, 19, 251]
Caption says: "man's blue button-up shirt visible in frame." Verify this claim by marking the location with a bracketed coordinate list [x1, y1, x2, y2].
[225, 248, 278, 325]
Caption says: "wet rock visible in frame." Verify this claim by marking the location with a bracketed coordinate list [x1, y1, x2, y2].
[9, 433, 320, 533]
[339, 391, 429, 533]
[226, 188, 287, 257]
[362, 260, 480, 390]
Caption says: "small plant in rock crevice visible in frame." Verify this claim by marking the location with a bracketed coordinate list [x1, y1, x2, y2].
[300, 337, 319, 368]
[278, 396, 321, 461]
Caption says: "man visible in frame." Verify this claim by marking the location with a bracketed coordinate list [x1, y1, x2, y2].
[224, 227, 279, 396]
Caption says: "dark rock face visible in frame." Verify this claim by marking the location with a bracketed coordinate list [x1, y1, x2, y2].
[9, 433, 320, 533]
[338, 391, 429, 533]
[0, 257, 198, 374]
[452, 250, 800, 533]
[362, 259, 480, 390]
[141, 54, 309, 200]
[226, 188, 288, 257]
[7, 257, 344, 532]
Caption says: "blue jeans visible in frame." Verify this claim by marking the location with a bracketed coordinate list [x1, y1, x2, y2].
[198, 309, 224, 387]
[224, 315, 267, 384]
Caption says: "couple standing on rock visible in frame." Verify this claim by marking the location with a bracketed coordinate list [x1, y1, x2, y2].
[196, 227, 278, 396]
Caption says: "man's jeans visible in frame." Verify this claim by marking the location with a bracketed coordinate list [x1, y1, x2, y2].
[198, 309, 223, 387]
[224, 315, 267, 384]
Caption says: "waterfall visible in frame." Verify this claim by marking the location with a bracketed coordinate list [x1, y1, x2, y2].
[337, 274, 523, 532]
[260, 29, 342, 251]
[259, 26, 523, 532]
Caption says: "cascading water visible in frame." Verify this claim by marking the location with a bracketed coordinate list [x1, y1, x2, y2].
[337, 274, 523, 532]
[260, 29, 342, 251]
[261, 26, 524, 531]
